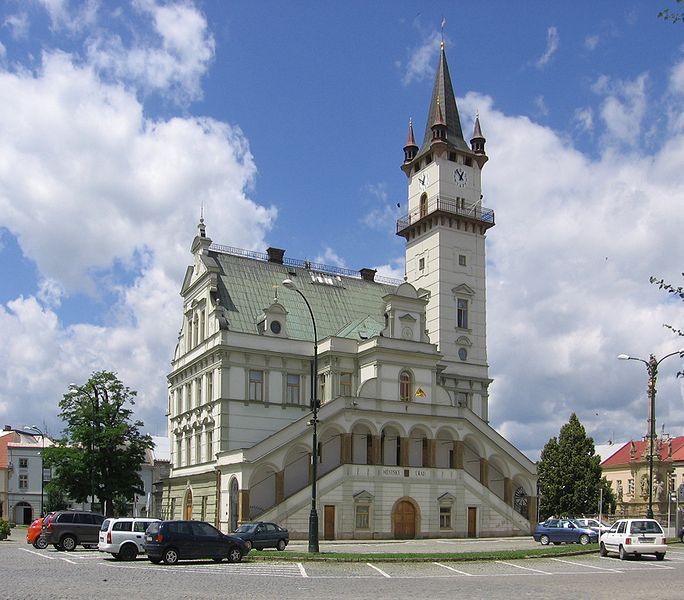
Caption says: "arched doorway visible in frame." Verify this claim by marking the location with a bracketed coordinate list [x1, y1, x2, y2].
[183, 489, 193, 520]
[392, 498, 417, 539]
[14, 501, 32, 525]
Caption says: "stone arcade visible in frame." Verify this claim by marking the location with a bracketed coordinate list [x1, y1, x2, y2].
[161, 44, 537, 539]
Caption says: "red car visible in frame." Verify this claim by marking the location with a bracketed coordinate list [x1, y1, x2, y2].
[27, 513, 54, 549]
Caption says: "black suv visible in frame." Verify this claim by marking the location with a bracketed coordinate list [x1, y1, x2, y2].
[144, 520, 246, 564]
[42, 510, 105, 551]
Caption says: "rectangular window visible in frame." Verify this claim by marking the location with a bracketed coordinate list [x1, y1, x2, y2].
[440, 506, 452, 529]
[19, 458, 28, 469]
[319, 374, 325, 405]
[458, 254, 467, 266]
[185, 437, 191, 466]
[464, 156, 473, 167]
[249, 370, 263, 401]
[200, 310, 205, 342]
[201, 496, 207, 521]
[457, 299, 468, 329]
[286, 374, 300, 404]
[457, 392, 469, 408]
[207, 371, 213, 402]
[340, 372, 352, 397]
[185, 383, 191, 411]
[195, 433, 201, 463]
[176, 437, 182, 468]
[355, 504, 370, 529]
[19, 474, 28, 489]
[418, 257, 425, 271]
[196, 377, 202, 406]
[366, 434, 373, 465]
[206, 429, 213, 461]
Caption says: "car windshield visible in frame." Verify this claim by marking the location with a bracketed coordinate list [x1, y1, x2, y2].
[235, 524, 257, 533]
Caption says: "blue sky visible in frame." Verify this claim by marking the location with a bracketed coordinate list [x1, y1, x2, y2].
[1, 0, 684, 460]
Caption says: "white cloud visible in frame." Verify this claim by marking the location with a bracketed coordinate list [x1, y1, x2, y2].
[0, 36, 274, 435]
[458, 91, 684, 459]
[38, 0, 98, 34]
[536, 26, 559, 69]
[314, 247, 347, 268]
[574, 107, 594, 132]
[401, 33, 440, 86]
[584, 34, 599, 51]
[592, 73, 648, 147]
[534, 95, 549, 117]
[86, 0, 215, 103]
[3, 13, 29, 40]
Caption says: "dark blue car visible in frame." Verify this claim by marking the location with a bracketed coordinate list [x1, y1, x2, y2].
[144, 520, 246, 564]
[533, 518, 598, 546]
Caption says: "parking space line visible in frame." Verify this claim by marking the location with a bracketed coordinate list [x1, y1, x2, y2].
[550, 558, 622, 572]
[495, 560, 550, 574]
[433, 562, 473, 575]
[297, 562, 308, 578]
[366, 563, 391, 578]
[21, 548, 57, 560]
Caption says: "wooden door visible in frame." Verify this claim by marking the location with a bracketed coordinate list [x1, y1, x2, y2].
[184, 490, 193, 520]
[393, 500, 416, 539]
[467, 507, 477, 538]
[324, 505, 335, 540]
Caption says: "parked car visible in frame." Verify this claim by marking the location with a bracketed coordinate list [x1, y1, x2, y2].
[533, 518, 598, 545]
[600, 518, 666, 560]
[678, 525, 684, 544]
[41, 510, 105, 551]
[574, 518, 611, 534]
[26, 513, 54, 549]
[232, 521, 289, 551]
[144, 520, 246, 565]
[98, 517, 161, 561]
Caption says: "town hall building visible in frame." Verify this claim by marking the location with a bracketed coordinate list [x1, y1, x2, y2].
[161, 44, 537, 539]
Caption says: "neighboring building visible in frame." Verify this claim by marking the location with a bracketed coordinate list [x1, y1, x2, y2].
[1, 426, 54, 524]
[601, 434, 684, 522]
[0, 428, 12, 520]
[129, 436, 170, 519]
[161, 44, 537, 539]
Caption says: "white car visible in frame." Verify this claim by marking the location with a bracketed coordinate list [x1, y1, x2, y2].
[575, 518, 611, 534]
[98, 517, 160, 561]
[599, 518, 666, 561]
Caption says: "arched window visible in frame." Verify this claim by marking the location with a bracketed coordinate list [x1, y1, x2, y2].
[419, 193, 428, 218]
[399, 371, 412, 402]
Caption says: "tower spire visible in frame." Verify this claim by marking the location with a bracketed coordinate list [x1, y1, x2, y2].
[403, 117, 418, 163]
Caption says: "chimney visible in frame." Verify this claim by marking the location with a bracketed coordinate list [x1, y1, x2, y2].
[360, 268, 376, 282]
[266, 247, 285, 264]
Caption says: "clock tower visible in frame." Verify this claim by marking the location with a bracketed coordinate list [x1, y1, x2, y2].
[397, 42, 494, 420]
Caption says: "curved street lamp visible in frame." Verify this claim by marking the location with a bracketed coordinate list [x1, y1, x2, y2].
[617, 349, 684, 519]
[282, 278, 320, 553]
[24, 425, 45, 517]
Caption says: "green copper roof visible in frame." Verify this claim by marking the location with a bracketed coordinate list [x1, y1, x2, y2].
[212, 250, 397, 343]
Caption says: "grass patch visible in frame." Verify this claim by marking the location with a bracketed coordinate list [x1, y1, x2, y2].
[246, 543, 598, 563]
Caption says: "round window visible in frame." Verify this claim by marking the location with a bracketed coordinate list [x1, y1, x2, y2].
[458, 347, 467, 361]
[270, 320, 282, 334]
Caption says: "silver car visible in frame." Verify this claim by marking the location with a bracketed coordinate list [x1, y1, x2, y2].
[98, 517, 160, 561]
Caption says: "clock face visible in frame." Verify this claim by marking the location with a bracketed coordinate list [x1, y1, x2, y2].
[270, 320, 282, 334]
[418, 172, 429, 190]
[454, 168, 468, 187]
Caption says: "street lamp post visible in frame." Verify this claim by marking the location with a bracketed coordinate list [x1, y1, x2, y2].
[25, 425, 45, 517]
[282, 278, 320, 553]
[618, 349, 684, 519]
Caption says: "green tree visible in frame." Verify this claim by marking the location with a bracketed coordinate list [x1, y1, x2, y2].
[43, 371, 153, 517]
[44, 481, 68, 513]
[537, 413, 615, 519]
[659, 0, 684, 24]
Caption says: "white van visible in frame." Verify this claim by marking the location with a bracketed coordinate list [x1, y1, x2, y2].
[98, 517, 160, 560]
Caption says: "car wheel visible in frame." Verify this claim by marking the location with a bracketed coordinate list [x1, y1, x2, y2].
[162, 548, 179, 565]
[61, 535, 77, 552]
[33, 538, 48, 550]
[655, 552, 665, 561]
[243, 540, 252, 551]
[599, 542, 607, 557]
[540, 535, 550, 546]
[149, 557, 162, 564]
[119, 544, 138, 561]
[227, 546, 243, 563]
[277, 539, 286, 551]
[619, 545, 628, 560]
[579, 534, 590, 545]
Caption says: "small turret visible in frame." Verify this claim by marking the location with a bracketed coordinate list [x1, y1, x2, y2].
[403, 118, 418, 163]
[470, 112, 488, 167]
[431, 96, 448, 143]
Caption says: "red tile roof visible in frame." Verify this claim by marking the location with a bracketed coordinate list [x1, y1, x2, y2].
[601, 435, 684, 466]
